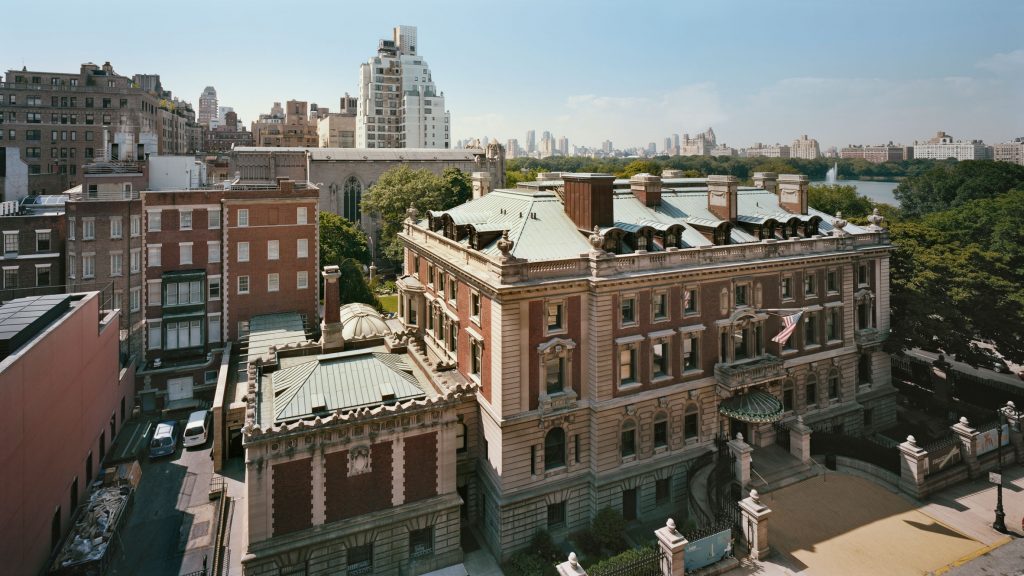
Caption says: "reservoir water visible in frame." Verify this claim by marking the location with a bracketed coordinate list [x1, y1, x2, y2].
[812, 180, 900, 206]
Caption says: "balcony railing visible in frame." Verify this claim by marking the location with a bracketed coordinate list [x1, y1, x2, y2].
[714, 354, 785, 393]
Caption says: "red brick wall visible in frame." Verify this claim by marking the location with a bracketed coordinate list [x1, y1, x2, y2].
[272, 458, 312, 536]
[404, 432, 438, 503]
[480, 296, 492, 401]
[527, 300, 542, 410]
[568, 295, 582, 396]
[324, 440, 394, 522]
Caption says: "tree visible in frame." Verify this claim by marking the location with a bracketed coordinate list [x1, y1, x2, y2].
[318, 211, 377, 308]
[893, 160, 1024, 218]
[808, 184, 874, 218]
[361, 166, 473, 262]
[618, 160, 662, 177]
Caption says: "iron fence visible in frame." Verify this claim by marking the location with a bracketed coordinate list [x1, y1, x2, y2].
[587, 545, 664, 576]
[773, 420, 791, 451]
[810, 429, 900, 473]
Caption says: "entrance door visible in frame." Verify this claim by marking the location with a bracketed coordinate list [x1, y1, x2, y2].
[730, 419, 749, 441]
[167, 377, 194, 402]
[622, 488, 637, 521]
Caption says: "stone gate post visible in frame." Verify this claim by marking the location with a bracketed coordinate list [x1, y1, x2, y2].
[738, 490, 772, 560]
[728, 433, 752, 488]
[655, 518, 688, 576]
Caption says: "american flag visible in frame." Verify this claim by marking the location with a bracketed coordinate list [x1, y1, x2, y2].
[683, 289, 692, 310]
[772, 311, 803, 344]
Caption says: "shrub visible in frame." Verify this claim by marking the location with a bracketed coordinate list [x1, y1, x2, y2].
[531, 530, 561, 563]
[572, 528, 602, 559]
[501, 550, 558, 576]
[592, 507, 627, 554]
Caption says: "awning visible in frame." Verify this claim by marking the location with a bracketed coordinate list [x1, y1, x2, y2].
[719, 389, 784, 424]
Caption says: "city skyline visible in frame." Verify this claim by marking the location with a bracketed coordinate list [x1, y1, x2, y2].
[3, 0, 1022, 150]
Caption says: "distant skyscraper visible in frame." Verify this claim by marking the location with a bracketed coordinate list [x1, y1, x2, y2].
[507, 138, 520, 158]
[557, 136, 569, 156]
[664, 137, 673, 154]
[791, 134, 821, 159]
[526, 130, 536, 154]
[199, 86, 218, 129]
[356, 25, 450, 148]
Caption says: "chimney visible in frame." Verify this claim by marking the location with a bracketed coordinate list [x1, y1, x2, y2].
[753, 172, 778, 194]
[320, 265, 344, 352]
[778, 174, 809, 215]
[561, 173, 616, 231]
[471, 172, 491, 199]
[661, 169, 685, 179]
[276, 177, 293, 194]
[706, 175, 738, 221]
[630, 173, 662, 207]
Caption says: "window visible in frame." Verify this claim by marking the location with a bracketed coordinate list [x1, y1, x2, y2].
[652, 341, 668, 379]
[448, 323, 458, 353]
[656, 478, 671, 505]
[545, 356, 564, 394]
[267, 240, 279, 260]
[209, 315, 221, 343]
[147, 282, 160, 307]
[471, 292, 481, 320]
[179, 243, 192, 265]
[147, 210, 161, 232]
[107, 216, 122, 239]
[296, 207, 308, 225]
[804, 272, 817, 296]
[82, 218, 95, 240]
[831, 369, 843, 397]
[783, 381, 794, 411]
[208, 277, 221, 300]
[456, 422, 467, 453]
[68, 253, 76, 279]
[547, 502, 566, 529]
[207, 209, 221, 229]
[621, 420, 636, 458]
[653, 292, 668, 320]
[110, 252, 122, 276]
[735, 284, 748, 306]
[546, 301, 563, 332]
[828, 269, 840, 293]
[806, 377, 817, 407]
[130, 249, 140, 273]
[427, 264, 435, 287]
[208, 241, 220, 263]
[2, 232, 17, 254]
[684, 286, 700, 313]
[237, 242, 249, 262]
[165, 319, 202, 350]
[827, 307, 841, 341]
[863, 408, 873, 427]
[297, 271, 308, 289]
[130, 287, 140, 312]
[544, 427, 565, 470]
[267, 273, 279, 292]
[448, 277, 457, 302]
[164, 280, 202, 306]
[682, 333, 700, 372]
[471, 339, 482, 377]
[147, 245, 161, 267]
[804, 312, 818, 346]
[82, 254, 95, 278]
[347, 544, 373, 575]
[619, 347, 636, 386]
[620, 296, 636, 325]
[179, 210, 192, 230]
[35, 265, 51, 287]
[237, 208, 249, 227]
[296, 238, 308, 258]
[654, 413, 668, 448]
[409, 527, 433, 558]
[3, 268, 17, 289]
[781, 276, 793, 300]
[684, 405, 699, 441]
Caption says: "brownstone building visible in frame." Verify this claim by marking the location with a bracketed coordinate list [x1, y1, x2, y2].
[251, 100, 318, 148]
[136, 178, 319, 410]
[0, 196, 65, 301]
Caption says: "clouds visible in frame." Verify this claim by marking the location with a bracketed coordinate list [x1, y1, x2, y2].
[976, 49, 1024, 75]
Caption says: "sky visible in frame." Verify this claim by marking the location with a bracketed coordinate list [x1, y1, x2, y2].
[3, 0, 1021, 150]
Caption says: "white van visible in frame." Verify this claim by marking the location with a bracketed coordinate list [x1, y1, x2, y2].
[183, 410, 211, 448]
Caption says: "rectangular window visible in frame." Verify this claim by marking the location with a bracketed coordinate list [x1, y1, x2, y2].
[619, 348, 636, 386]
[804, 312, 818, 346]
[409, 527, 433, 558]
[68, 253, 76, 279]
[3, 268, 17, 289]
[237, 276, 250, 294]
[237, 208, 249, 227]
[296, 238, 308, 258]
[682, 334, 699, 371]
[35, 265, 51, 287]
[237, 242, 249, 262]
[621, 427, 636, 457]
[147, 210, 161, 232]
[207, 209, 221, 229]
[471, 339, 482, 377]
[297, 270, 308, 289]
[620, 297, 636, 325]
[34, 230, 50, 252]
[164, 280, 202, 306]
[546, 302, 563, 331]
[781, 277, 793, 299]
[82, 218, 95, 240]
[179, 243, 193, 265]
[209, 277, 221, 300]
[546, 502, 566, 529]
[652, 342, 668, 378]
[858, 264, 868, 286]
[827, 308, 840, 341]
[147, 245, 161, 267]
[471, 292, 481, 320]
[179, 210, 192, 230]
[164, 319, 203, 350]
[654, 420, 668, 448]
[209, 315, 222, 343]
[130, 287, 141, 312]
[109, 216, 122, 239]
[735, 284, 748, 306]
[806, 380, 817, 406]
[110, 253, 123, 276]
[783, 386, 794, 411]
[267, 240, 279, 260]
[267, 273, 279, 292]
[347, 544, 372, 575]
[655, 478, 671, 505]
[545, 356, 564, 394]
[82, 254, 95, 278]
[130, 249, 141, 273]
[208, 241, 220, 263]
[449, 277, 457, 302]
[147, 282, 161, 307]
[2, 232, 17, 254]
[829, 269, 840, 293]
[653, 292, 668, 320]
[296, 207, 308, 225]
[147, 320, 162, 349]
[804, 273, 817, 296]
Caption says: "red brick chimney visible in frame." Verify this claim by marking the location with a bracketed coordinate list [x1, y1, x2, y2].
[630, 173, 662, 207]
[277, 177, 294, 194]
[778, 174, 808, 215]
[706, 175, 738, 221]
[561, 173, 616, 231]
[320, 265, 343, 352]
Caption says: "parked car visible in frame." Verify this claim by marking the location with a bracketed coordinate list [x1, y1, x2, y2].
[183, 410, 211, 448]
[149, 420, 179, 459]
[959, 345, 1012, 374]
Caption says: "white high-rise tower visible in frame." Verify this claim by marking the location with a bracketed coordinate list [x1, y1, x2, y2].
[356, 25, 450, 149]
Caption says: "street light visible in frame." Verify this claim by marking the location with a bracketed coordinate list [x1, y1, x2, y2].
[992, 401, 1020, 533]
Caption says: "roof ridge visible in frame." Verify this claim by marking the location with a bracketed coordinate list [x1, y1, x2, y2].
[273, 360, 319, 420]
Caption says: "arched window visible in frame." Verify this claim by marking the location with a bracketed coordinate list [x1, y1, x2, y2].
[621, 420, 637, 458]
[544, 427, 565, 470]
[343, 177, 362, 223]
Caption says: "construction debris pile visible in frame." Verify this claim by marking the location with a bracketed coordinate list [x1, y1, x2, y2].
[49, 485, 132, 574]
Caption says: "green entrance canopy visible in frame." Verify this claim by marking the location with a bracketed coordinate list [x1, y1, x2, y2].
[719, 389, 784, 424]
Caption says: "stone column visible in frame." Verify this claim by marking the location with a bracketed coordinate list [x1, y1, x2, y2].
[898, 435, 928, 498]
[738, 490, 772, 560]
[655, 518, 688, 576]
[1003, 402, 1024, 463]
[951, 417, 980, 478]
[556, 552, 587, 576]
[789, 416, 812, 464]
[728, 433, 753, 488]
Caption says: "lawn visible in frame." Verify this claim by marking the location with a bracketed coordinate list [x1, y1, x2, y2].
[378, 294, 398, 314]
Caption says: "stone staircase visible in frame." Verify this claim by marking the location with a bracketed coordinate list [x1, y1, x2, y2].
[748, 445, 824, 494]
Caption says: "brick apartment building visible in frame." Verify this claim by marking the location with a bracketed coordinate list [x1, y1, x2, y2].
[205, 110, 253, 153]
[136, 178, 319, 410]
[0, 292, 135, 576]
[0, 196, 65, 301]
[395, 171, 897, 560]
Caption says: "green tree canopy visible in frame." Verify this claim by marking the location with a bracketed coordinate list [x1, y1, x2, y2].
[893, 160, 1024, 218]
[808, 184, 874, 218]
[361, 166, 473, 262]
[318, 211, 377, 308]
[618, 160, 662, 177]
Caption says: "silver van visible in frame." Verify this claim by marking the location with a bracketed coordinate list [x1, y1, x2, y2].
[183, 410, 211, 448]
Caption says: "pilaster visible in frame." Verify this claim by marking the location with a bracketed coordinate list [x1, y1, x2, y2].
[728, 433, 753, 488]
[392, 437, 406, 507]
[738, 490, 772, 560]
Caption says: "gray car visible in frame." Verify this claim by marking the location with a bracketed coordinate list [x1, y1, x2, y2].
[148, 420, 179, 459]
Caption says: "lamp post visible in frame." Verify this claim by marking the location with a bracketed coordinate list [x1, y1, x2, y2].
[993, 411, 1006, 533]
